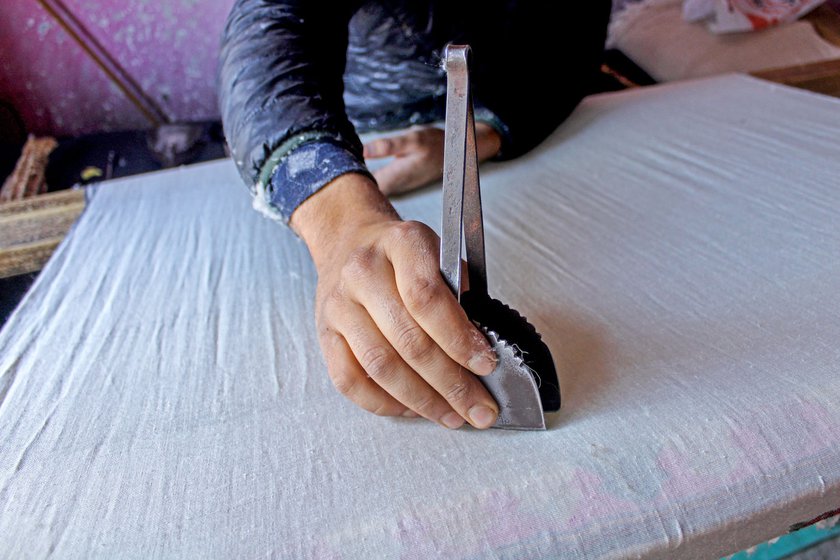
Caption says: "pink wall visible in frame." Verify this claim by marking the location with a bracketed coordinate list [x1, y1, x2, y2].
[0, 0, 235, 137]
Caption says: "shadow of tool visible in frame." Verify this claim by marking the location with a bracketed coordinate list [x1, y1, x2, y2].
[529, 309, 613, 430]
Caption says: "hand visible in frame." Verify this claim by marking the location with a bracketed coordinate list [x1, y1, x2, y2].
[291, 173, 501, 430]
[363, 123, 502, 196]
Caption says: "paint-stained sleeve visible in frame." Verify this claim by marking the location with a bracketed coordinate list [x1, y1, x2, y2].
[471, 3, 611, 161]
[218, 0, 372, 223]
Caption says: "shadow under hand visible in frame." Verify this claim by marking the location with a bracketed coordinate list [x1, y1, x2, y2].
[531, 309, 613, 430]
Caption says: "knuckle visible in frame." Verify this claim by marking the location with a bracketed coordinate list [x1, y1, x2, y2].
[443, 379, 471, 404]
[390, 219, 423, 239]
[360, 345, 397, 382]
[412, 223, 439, 251]
[412, 392, 439, 415]
[318, 288, 347, 322]
[394, 322, 432, 362]
[403, 275, 443, 315]
[330, 369, 358, 397]
[343, 247, 377, 281]
[449, 330, 478, 360]
[388, 221, 437, 255]
[324, 287, 345, 309]
[370, 402, 394, 417]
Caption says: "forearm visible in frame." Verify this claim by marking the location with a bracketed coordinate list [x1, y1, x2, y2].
[219, 0, 361, 188]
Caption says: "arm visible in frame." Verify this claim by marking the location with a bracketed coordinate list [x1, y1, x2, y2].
[219, 0, 368, 220]
[218, 1, 501, 429]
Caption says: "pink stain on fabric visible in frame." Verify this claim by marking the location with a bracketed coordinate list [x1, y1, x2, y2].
[566, 469, 640, 530]
[394, 490, 553, 559]
[725, 397, 840, 479]
[480, 489, 548, 549]
[786, 398, 840, 458]
[396, 512, 476, 560]
[657, 446, 711, 497]
[656, 396, 840, 504]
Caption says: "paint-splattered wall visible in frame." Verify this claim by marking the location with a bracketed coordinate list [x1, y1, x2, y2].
[0, 0, 235, 137]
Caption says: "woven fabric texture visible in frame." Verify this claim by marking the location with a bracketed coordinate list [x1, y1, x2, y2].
[1, 75, 839, 559]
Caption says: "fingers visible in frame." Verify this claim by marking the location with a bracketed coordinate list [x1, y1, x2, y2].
[351, 259, 500, 429]
[320, 327, 416, 418]
[313, 216, 500, 430]
[384, 222, 500, 417]
[334, 302, 467, 430]
[364, 128, 445, 196]
[372, 154, 425, 196]
[363, 134, 415, 159]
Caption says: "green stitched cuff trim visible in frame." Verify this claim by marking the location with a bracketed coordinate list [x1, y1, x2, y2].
[256, 131, 338, 189]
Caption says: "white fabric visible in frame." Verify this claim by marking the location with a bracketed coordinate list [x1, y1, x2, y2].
[609, 0, 840, 81]
[2, 75, 840, 559]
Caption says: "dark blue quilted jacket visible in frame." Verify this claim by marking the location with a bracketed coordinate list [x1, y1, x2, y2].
[219, 0, 610, 223]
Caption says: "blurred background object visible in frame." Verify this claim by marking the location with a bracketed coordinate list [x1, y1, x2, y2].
[0, 0, 235, 137]
[0, 135, 57, 202]
[609, 0, 840, 83]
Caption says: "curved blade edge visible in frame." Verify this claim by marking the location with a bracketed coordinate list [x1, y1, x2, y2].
[480, 330, 546, 431]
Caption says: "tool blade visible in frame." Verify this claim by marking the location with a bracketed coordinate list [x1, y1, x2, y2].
[481, 330, 547, 430]
[462, 292, 561, 415]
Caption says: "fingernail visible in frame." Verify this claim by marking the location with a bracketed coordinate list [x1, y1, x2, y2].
[468, 351, 497, 376]
[468, 406, 497, 429]
[402, 410, 419, 418]
[441, 411, 465, 430]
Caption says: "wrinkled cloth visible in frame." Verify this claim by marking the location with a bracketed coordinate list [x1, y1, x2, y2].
[218, 0, 610, 223]
[2, 76, 840, 559]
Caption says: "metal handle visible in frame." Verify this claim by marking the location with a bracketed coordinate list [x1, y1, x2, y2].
[440, 44, 488, 300]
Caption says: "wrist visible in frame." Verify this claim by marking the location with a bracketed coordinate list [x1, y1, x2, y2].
[290, 172, 399, 268]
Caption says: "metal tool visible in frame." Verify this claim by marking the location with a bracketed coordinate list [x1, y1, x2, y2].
[440, 45, 561, 430]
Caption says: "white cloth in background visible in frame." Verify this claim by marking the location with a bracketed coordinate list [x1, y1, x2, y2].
[609, 0, 840, 81]
[1, 75, 840, 559]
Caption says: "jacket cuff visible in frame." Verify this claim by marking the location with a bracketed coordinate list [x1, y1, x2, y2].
[473, 101, 512, 161]
[255, 136, 373, 224]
